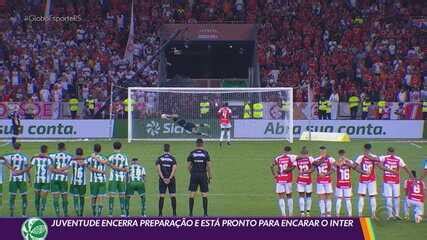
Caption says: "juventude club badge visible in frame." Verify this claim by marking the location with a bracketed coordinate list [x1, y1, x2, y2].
[21, 217, 48, 240]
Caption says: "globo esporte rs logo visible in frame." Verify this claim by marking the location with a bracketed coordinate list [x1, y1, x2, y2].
[146, 121, 161, 136]
[21, 217, 48, 240]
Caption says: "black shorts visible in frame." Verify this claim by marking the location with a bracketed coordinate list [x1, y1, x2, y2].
[188, 173, 209, 193]
[159, 178, 176, 194]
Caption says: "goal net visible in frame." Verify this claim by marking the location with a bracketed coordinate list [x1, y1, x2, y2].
[127, 88, 293, 142]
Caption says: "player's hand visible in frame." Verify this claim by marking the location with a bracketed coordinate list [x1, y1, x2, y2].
[208, 177, 212, 184]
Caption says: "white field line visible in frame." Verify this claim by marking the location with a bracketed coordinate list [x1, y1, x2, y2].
[409, 142, 423, 149]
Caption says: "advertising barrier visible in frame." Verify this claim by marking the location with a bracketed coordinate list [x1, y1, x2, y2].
[0, 120, 113, 139]
[234, 120, 424, 139]
[132, 119, 221, 139]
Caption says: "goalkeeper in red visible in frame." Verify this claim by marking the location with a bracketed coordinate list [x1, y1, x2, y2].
[217, 103, 232, 146]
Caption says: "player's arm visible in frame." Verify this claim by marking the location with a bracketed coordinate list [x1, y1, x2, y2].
[270, 159, 278, 178]
[155, 163, 164, 179]
[92, 153, 109, 165]
[170, 162, 177, 180]
[402, 165, 413, 178]
[207, 161, 212, 183]
[350, 162, 367, 174]
[187, 161, 192, 173]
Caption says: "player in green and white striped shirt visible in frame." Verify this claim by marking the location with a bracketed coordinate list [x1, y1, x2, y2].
[28, 145, 52, 216]
[68, 148, 87, 216]
[125, 158, 146, 216]
[108, 141, 129, 217]
[87, 144, 108, 217]
[1, 143, 30, 217]
[49, 142, 73, 217]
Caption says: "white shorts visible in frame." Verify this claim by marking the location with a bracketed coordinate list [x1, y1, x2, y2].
[335, 187, 353, 198]
[383, 183, 400, 197]
[276, 183, 292, 194]
[316, 183, 333, 194]
[297, 183, 312, 193]
[407, 199, 424, 217]
[220, 123, 232, 129]
[357, 181, 377, 196]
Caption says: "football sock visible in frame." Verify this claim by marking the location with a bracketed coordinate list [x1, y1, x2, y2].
[9, 194, 16, 216]
[369, 197, 376, 216]
[97, 205, 103, 217]
[189, 198, 194, 216]
[171, 197, 177, 216]
[22, 194, 27, 216]
[202, 197, 208, 216]
[345, 199, 352, 216]
[41, 195, 47, 215]
[125, 196, 130, 216]
[12, 137, 16, 145]
[336, 198, 342, 216]
[358, 196, 364, 216]
[385, 197, 393, 218]
[53, 195, 60, 216]
[109, 197, 114, 215]
[393, 197, 400, 217]
[306, 196, 312, 212]
[287, 198, 293, 216]
[35, 193, 41, 216]
[278, 198, 286, 216]
[91, 198, 97, 216]
[298, 197, 305, 213]
[326, 199, 332, 215]
[73, 196, 80, 216]
[79, 196, 85, 216]
[226, 130, 231, 142]
[220, 130, 225, 142]
[158, 197, 164, 216]
[140, 196, 146, 215]
[319, 199, 325, 216]
[119, 196, 126, 215]
[62, 195, 68, 216]
[403, 199, 409, 217]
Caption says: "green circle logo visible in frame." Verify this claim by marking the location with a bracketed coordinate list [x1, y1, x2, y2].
[21, 217, 48, 240]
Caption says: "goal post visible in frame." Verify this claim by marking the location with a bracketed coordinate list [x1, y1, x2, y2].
[127, 87, 293, 143]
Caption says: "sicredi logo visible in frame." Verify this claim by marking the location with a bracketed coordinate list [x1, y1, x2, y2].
[21, 217, 48, 240]
[146, 121, 161, 136]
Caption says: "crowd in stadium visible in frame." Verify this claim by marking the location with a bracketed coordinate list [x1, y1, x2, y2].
[0, 0, 425, 119]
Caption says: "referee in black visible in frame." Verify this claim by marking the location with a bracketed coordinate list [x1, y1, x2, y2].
[187, 138, 212, 217]
[155, 144, 177, 216]
[8, 111, 21, 145]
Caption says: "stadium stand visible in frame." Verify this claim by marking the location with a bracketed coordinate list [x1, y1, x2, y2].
[0, 0, 424, 119]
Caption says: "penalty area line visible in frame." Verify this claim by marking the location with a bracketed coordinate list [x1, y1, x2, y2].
[409, 142, 423, 149]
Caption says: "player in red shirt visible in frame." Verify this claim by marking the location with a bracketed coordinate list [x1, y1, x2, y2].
[403, 170, 425, 223]
[289, 147, 314, 217]
[217, 103, 232, 147]
[270, 146, 296, 216]
[313, 146, 335, 217]
[378, 147, 412, 220]
[354, 144, 392, 218]
[334, 149, 366, 216]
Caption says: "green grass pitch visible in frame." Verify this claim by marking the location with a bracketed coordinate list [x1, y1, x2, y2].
[0, 139, 426, 239]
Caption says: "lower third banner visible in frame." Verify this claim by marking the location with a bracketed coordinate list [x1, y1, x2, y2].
[2, 217, 374, 240]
